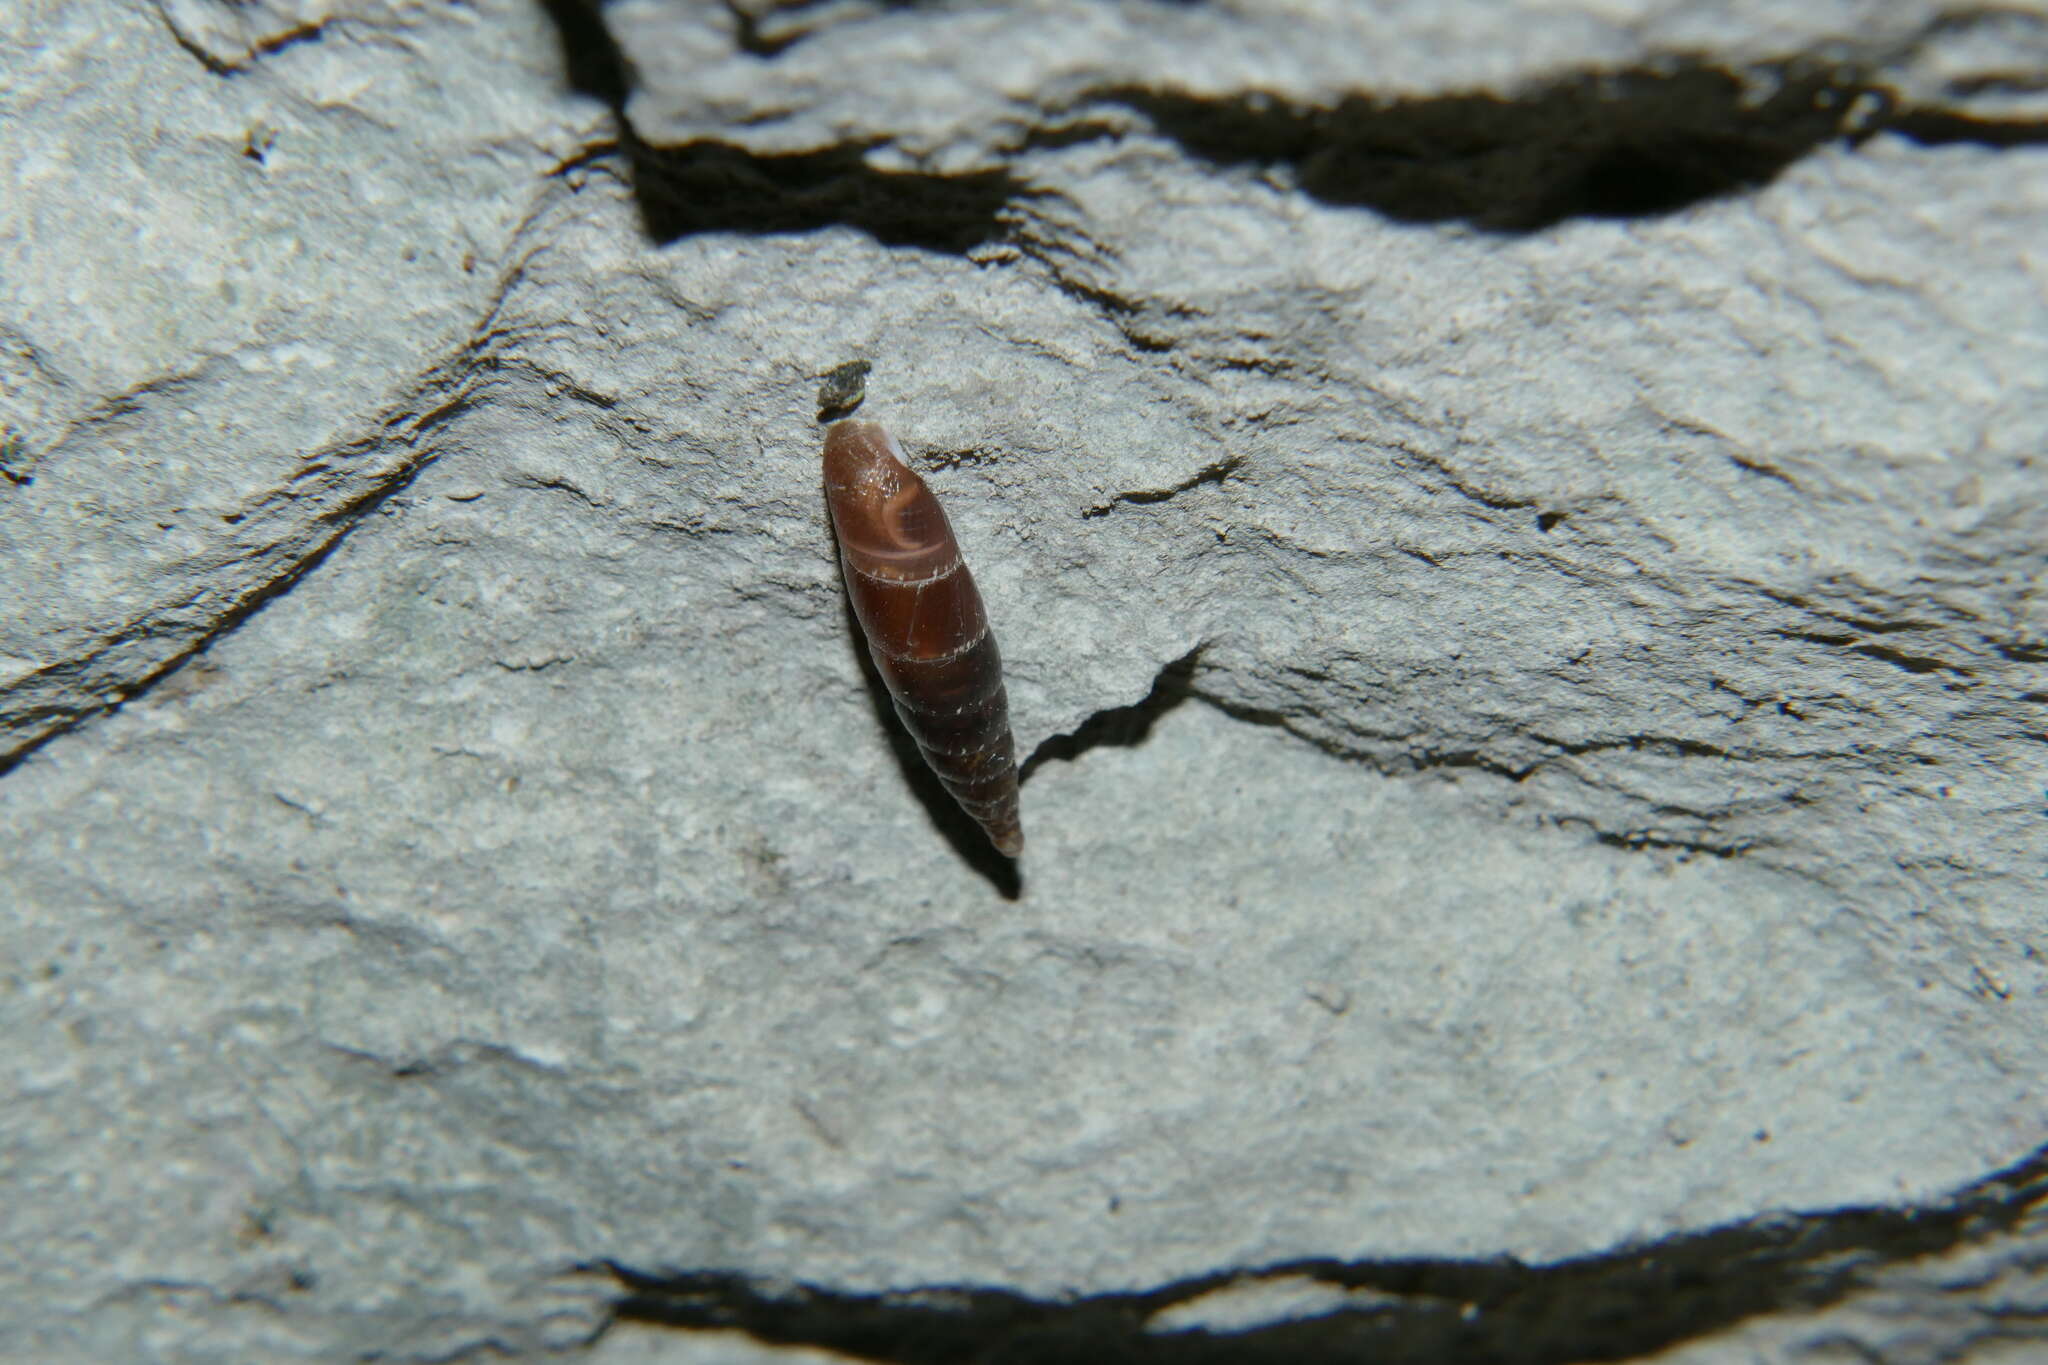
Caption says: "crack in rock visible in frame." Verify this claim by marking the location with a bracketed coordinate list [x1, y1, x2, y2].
[150, 0, 358, 77]
[628, 139, 1033, 252]
[1020, 644, 1206, 782]
[582, 11, 2048, 272]
[1093, 58, 1874, 231]
[603, 1140, 2048, 1364]
[0, 196, 580, 779]
[1083, 457, 1245, 520]
[0, 354, 483, 778]
[1015, 630, 2002, 867]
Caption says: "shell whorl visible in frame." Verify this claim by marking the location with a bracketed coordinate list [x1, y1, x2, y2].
[824, 419, 1023, 858]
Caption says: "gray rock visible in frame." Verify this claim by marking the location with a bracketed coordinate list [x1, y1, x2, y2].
[2, 0, 2044, 1360]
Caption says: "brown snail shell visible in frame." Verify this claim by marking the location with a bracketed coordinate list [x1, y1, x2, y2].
[823, 419, 1023, 857]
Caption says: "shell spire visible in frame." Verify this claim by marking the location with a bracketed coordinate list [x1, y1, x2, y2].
[823, 418, 1023, 857]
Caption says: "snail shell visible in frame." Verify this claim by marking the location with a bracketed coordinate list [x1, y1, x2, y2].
[823, 419, 1023, 857]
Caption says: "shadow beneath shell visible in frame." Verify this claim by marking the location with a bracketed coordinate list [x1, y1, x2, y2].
[842, 598, 1023, 900]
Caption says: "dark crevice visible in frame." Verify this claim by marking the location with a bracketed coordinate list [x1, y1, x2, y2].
[158, 24, 235, 78]
[1774, 629, 1972, 677]
[1727, 453, 1799, 489]
[537, 0, 1022, 253]
[1757, 589, 1957, 637]
[721, 0, 928, 58]
[241, 20, 332, 63]
[724, 0, 808, 58]
[635, 139, 1030, 253]
[1852, 642, 1971, 677]
[1886, 108, 2048, 147]
[1589, 826, 1758, 858]
[0, 425, 30, 485]
[1395, 449, 1540, 514]
[1016, 654, 1782, 859]
[534, 0, 634, 107]
[1029, 668, 1534, 805]
[1086, 55, 2044, 231]
[153, 2, 339, 77]
[1083, 458, 1244, 519]
[1007, 117, 1133, 154]
[1407, 747, 1539, 783]
[1019, 646, 1205, 782]
[1534, 731, 1741, 763]
[1196, 691, 1322, 751]
[496, 358, 619, 410]
[1092, 58, 1879, 230]
[604, 1141, 2048, 1365]
[1042, 271, 1145, 316]
[512, 473, 602, 506]
[530, 1, 2048, 267]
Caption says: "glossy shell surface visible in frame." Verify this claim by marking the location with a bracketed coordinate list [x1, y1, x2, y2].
[823, 419, 1023, 857]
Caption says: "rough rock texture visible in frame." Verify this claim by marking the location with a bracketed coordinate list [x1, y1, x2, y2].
[2, 0, 2045, 1361]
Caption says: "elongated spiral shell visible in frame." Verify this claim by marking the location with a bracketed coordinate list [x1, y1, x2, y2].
[823, 419, 1023, 857]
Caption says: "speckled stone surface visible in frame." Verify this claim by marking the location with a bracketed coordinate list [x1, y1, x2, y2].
[3, 0, 2044, 1360]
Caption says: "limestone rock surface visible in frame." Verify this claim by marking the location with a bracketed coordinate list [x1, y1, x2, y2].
[2, 0, 2044, 1361]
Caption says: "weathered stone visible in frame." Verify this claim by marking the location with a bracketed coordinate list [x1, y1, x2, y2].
[2, 0, 2043, 1360]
